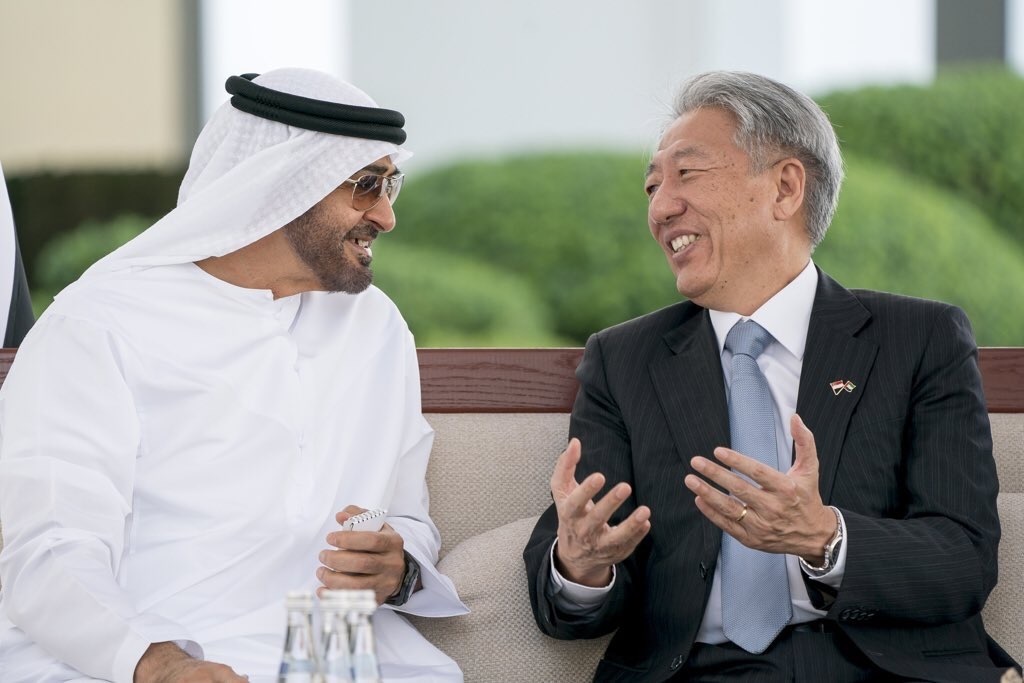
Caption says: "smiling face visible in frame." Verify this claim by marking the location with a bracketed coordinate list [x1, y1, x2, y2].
[284, 156, 399, 294]
[645, 107, 810, 315]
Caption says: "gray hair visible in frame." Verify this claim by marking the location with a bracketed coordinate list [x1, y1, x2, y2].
[671, 71, 844, 248]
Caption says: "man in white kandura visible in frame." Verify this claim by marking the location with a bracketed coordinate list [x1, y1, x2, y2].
[0, 68, 467, 683]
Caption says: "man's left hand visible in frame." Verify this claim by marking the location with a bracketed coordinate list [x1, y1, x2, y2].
[683, 414, 836, 564]
[317, 505, 406, 605]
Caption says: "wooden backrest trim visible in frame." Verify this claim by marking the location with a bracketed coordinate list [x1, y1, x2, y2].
[2, 347, 1023, 413]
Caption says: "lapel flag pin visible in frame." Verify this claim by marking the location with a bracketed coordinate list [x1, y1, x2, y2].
[830, 380, 856, 395]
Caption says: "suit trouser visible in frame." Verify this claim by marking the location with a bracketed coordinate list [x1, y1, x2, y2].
[675, 621, 900, 683]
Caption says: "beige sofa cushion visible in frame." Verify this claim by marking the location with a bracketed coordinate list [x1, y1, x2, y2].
[992, 414, 1024, 495]
[986, 493, 1023, 663]
[983, 414, 1024, 663]
[424, 413, 569, 556]
[408, 516, 611, 683]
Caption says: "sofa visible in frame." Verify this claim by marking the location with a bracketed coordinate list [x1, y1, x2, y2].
[0, 347, 1020, 681]
[408, 348, 1024, 682]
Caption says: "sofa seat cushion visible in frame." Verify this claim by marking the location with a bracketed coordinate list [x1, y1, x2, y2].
[983, 492, 1023, 664]
[408, 516, 611, 683]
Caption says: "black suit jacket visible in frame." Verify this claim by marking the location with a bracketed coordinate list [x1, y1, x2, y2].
[524, 270, 1017, 682]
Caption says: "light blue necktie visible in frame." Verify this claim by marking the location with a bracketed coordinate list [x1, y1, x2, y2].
[720, 319, 792, 654]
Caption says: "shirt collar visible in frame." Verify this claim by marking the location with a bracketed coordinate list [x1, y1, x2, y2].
[184, 261, 303, 323]
[708, 259, 818, 361]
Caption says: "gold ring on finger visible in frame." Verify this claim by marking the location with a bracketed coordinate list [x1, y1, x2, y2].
[735, 504, 749, 523]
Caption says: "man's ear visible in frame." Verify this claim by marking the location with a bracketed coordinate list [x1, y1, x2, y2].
[773, 158, 806, 222]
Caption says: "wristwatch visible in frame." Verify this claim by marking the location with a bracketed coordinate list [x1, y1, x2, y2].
[799, 506, 844, 576]
[386, 551, 421, 606]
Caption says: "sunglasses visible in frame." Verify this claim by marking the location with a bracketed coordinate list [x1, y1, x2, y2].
[340, 172, 405, 212]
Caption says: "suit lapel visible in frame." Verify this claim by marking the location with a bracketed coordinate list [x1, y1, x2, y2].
[650, 306, 730, 466]
[797, 270, 878, 502]
[649, 306, 730, 560]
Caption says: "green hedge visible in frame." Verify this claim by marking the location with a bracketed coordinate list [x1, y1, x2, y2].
[30, 215, 563, 347]
[391, 152, 679, 343]
[29, 151, 1024, 346]
[818, 154, 1024, 345]
[7, 169, 183, 287]
[373, 242, 563, 346]
[394, 151, 1024, 345]
[819, 67, 1024, 247]
[31, 214, 151, 313]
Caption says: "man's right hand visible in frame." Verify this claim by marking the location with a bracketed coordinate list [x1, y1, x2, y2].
[134, 642, 248, 682]
[551, 438, 651, 587]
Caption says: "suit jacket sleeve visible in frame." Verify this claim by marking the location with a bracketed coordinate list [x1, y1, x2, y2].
[821, 305, 1000, 624]
[524, 332, 643, 640]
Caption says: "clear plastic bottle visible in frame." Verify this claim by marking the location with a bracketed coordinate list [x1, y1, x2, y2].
[348, 590, 382, 683]
[319, 590, 355, 683]
[279, 590, 320, 683]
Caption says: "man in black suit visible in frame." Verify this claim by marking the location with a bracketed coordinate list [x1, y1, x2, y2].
[524, 71, 1019, 682]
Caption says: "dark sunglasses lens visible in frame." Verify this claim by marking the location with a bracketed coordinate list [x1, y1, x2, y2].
[352, 175, 384, 210]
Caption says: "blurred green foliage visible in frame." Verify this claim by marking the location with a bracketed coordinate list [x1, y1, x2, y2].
[31, 214, 150, 314]
[818, 156, 1024, 345]
[8, 169, 183, 280]
[30, 149, 1024, 346]
[393, 152, 1024, 345]
[819, 67, 1024, 248]
[372, 241, 565, 346]
[390, 152, 679, 343]
[29, 214, 563, 347]
[23, 67, 1024, 347]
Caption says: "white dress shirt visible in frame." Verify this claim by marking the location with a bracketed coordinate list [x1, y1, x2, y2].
[549, 259, 848, 646]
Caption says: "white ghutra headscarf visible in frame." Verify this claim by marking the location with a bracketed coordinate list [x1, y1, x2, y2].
[70, 68, 411, 288]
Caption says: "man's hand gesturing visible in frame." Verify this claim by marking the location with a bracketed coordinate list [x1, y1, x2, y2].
[551, 438, 651, 587]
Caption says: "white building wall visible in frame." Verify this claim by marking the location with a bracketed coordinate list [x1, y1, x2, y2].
[200, 0, 936, 170]
[345, 0, 935, 169]
[1009, 0, 1024, 72]
[200, 0, 350, 121]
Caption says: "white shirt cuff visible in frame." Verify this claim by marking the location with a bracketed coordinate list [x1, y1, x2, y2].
[547, 539, 615, 614]
[800, 507, 848, 588]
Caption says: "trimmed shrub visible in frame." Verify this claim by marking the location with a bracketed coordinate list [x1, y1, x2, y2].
[8, 169, 183, 286]
[31, 214, 562, 346]
[396, 151, 1024, 345]
[818, 155, 1024, 345]
[372, 241, 564, 346]
[32, 214, 149, 313]
[392, 152, 679, 342]
[819, 67, 1024, 247]
[30, 152, 1024, 346]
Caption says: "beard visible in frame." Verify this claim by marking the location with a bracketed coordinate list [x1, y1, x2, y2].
[283, 202, 378, 294]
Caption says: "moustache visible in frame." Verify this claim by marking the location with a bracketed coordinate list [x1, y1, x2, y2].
[344, 223, 380, 242]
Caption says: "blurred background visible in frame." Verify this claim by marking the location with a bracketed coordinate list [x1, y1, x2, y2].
[3, 0, 1024, 346]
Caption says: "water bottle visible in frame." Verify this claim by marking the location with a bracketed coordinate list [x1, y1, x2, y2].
[348, 590, 382, 683]
[279, 590, 320, 683]
[320, 590, 355, 683]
